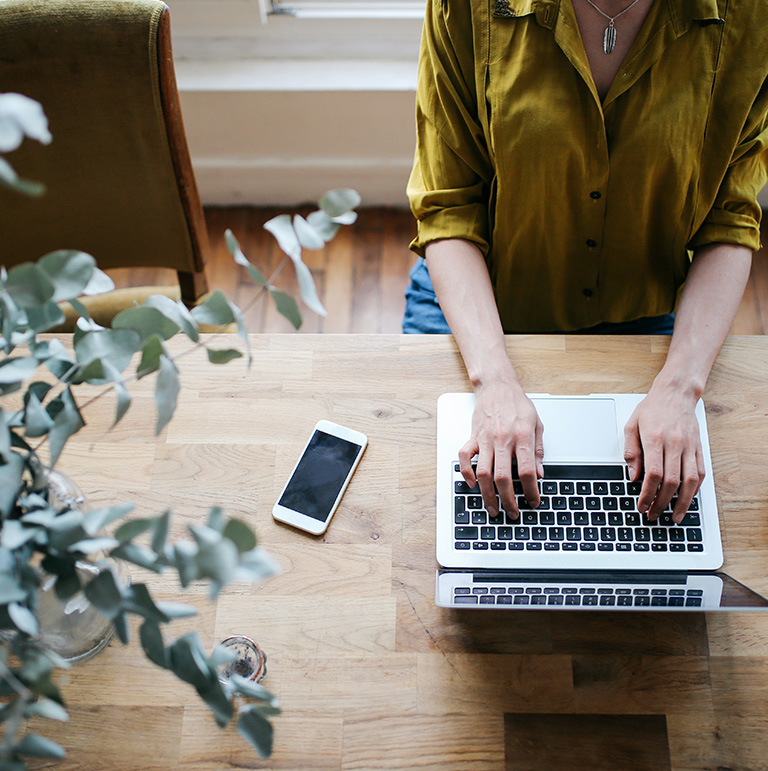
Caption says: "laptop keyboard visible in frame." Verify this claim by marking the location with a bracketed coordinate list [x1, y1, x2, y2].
[452, 584, 704, 607]
[453, 462, 704, 554]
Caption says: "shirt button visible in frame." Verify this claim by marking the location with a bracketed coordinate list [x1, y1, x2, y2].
[589, 191, 602, 200]
[583, 288, 594, 298]
[586, 239, 597, 248]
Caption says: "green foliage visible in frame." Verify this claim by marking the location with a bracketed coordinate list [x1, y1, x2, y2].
[1, 89, 361, 770]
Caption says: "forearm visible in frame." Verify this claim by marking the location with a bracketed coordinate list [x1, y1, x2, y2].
[424, 239, 517, 388]
[654, 242, 752, 398]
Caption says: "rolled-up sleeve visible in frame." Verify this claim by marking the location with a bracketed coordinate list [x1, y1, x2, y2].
[690, 79, 768, 252]
[407, 0, 493, 257]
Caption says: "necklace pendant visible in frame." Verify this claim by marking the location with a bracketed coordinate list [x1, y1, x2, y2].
[603, 20, 617, 54]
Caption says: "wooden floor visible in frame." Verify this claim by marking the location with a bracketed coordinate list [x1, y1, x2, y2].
[107, 206, 768, 335]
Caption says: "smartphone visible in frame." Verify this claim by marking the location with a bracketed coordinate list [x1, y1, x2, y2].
[272, 420, 368, 535]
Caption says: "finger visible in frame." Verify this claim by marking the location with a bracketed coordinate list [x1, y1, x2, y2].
[649, 448, 680, 520]
[493, 448, 517, 520]
[672, 448, 701, 523]
[474, 448, 499, 516]
[623, 416, 643, 482]
[515, 442, 540, 509]
[535, 418, 545, 479]
[637, 441, 663, 519]
[458, 440, 478, 488]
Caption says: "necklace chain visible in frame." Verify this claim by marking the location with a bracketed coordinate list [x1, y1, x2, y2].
[581, 0, 645, 54]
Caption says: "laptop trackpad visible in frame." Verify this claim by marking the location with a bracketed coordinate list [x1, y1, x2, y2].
[532, 397, 620, 461]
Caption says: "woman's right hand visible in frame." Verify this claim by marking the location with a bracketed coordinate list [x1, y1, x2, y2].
[458, 380, 544, 520]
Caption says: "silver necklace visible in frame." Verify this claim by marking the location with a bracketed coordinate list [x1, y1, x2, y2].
[581, 0, 644, 54]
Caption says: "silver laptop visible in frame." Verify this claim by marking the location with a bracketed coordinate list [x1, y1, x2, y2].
[435, 393, 768, 611]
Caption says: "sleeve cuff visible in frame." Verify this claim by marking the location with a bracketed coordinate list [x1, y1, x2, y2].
[409, 204, 490, 257]
[688, 207, 762, 252]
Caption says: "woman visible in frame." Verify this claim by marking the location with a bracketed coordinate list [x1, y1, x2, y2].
[404, 0, 768, 522]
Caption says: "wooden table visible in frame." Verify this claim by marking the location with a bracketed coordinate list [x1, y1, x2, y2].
[35, 334, 768, 770]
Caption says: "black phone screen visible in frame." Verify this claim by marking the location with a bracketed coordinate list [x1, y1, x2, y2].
[278, 430, 363, 522]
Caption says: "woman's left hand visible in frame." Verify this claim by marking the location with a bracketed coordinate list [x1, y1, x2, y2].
[623, 382, 706, 524]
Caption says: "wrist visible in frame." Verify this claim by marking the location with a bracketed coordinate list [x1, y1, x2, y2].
[651, 367, 705, 403]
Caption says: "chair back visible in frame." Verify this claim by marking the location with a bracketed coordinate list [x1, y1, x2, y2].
[0, 0, 209, 306]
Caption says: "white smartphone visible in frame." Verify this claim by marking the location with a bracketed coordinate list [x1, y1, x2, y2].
[272, 419, 368, 535]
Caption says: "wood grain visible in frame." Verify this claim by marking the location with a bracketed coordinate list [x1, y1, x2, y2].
[26, 334, 768, 770]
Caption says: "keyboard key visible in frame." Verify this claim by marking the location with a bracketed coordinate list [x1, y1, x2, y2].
[559, 481, 575, 495]
[490, 587, 506, 594]
[651, 543, 668, 551]
[455, 541, 471, 550]
[599, 595, 617, 606]
[522, 512, 538, 525]
[687, 544, 704, 552]
[608, 512, 623, 526]
[685, 597, 703, 607]
[455, 587, 471, 594]
[498, 526, 513, 540]
[455, 511, 470, 524]
[597, 543, 614, 551]
[479, 596, 496, 604]
[668, 596, 685, 606]
[455, 595, 479, 604]
[455, 497, 466, 514]
[526, 542, 543, 550]
[565, 595, 582, 605]
[468, 495, 483, 509]
[625, 512, 641, 526]
[600, 527, 616, 541]
[590, 512, 607, 526]
[582, 595, 599, 605]
[652, 528, 668, 542]
[472, 512, 487, 525]
[603, 497, 618, 511]
[617, 595, 633, 606]
[669, 528, 685, 541]
[514, 596, 531, 605]
[618, 527, 633, 542]
[586, 497, 601, 510]
[635, 528, 651, 542]
[574, 512, 590, 525]
[633, 543, 650, 551]
[557, 512, 573, 525]
[531, 595, 548, 605]
[620, 497, 635, 510]
[610, 482, 626, 495]
[456, 480, 479, 493]
[593, 482, 608, 495]
[568, 496, 585, 510]
[583, 527, 599, 541]
[540, 511, 555, 525]
[616, 543, 631, 551]
[497, 595, 513, 604]
[509, 542, 524, 550]
[472, 542, 488, 549]
[687, 528, 703, 542]
[547, 595, 565, 605]
[687, 589, 704, 596]
[455, 526, 478, 540]
[549, 526, 565, 541]
[634, 596, 651, 606]
[542, 481, 558, 494]
[670, 543, 685, 551]
[651, 597, 668, 606]
[544, 542, 560, 551]
[566, 527, 582, 541]
[576, 482, 591, 495]
[541, 464, 624, 480]
[532, 527, 547, 540]
[491, 542, 506, 550]
[681, 512, 701, 526]
[514, 526, 531, 540]
[489, 512, 504, 525]
[552, 497, 568, 510]
[579, 543, 596, 551]
[481, 526, 495, 540]
[472, 587, 489, 594]
[563, 543, 578, 551]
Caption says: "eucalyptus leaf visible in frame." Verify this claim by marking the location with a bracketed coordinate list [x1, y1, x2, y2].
[38, 251, 96, 302]
[222, 518, 257, 553]
[224, 230, 268, 285]
[263, 214, 301, 262]
[14, 733, 65, 760]
[25, 300, 66, 333]
[110, 542, 163, 573]
[143, 295, 199, 342]
[198, 677, 234, 728]
[206, 348, 243, 365]
[81, 267, 115, 297]
[0, 161, 45, 196]
[319, 188, 361, 218]
[151, 510, 170, 554]
[307, 209, 341, 242]
[168, 634, 212, 689]
[207, 507, 225, 532]
[154, 601, 197, 620]
[112, 306, 180, 343]
[237, 704, 274, 759]
[0, 92, 52, 150]
[74, 329, 140, 376]
[66, 296, 91, 320]
[5, 263, 55, 309]
[139, 619, 168, 669]
[136, 334, 165, 379]
[292, 258, 327, 317]
[8, 602, 39, 636]
[293, 214, 325, 250]
[123, 583, 170, 624]
[0, 408, 11, 462]
[67, 536, 119, 555]
[155, 355, 180, 435]
[229, 675, 279, 705]
[48, 387, 85, 467]
[190, 290, 234, 327]
[268, 288, 302, 330]
[23, 390, 54, 438]
[0, 453, 26, 517]
[0, 574, 27, 604]
[113, 517, 154, 543]
[112, 377, 131, 427]
[331, 210, 358, 226]
[237, 546, 281, 583]
[83, 503, 133, 536]
[83, 568, 123, 619]
[24, 699, 69, 722]
[0, 356, 38, 384]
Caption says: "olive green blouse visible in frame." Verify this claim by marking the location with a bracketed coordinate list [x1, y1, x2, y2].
[408, 0, 768, 332]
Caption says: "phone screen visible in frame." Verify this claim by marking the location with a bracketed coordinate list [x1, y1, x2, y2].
[277, 430, 364, 522]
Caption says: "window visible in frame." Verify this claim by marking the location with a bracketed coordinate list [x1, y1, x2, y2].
[171, 0, 425, 62]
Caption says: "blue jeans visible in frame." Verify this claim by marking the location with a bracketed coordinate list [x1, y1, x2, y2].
[402, 258, 676, 335]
